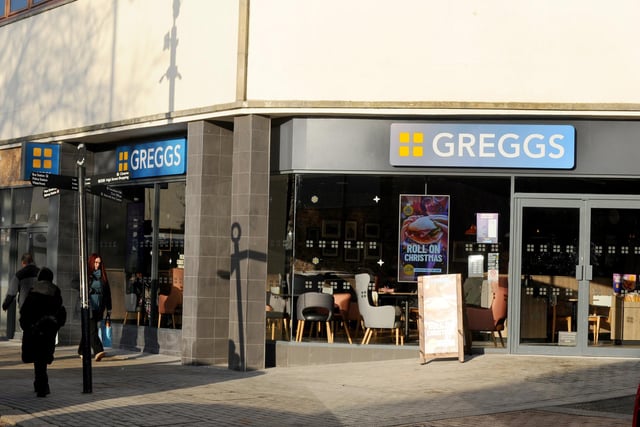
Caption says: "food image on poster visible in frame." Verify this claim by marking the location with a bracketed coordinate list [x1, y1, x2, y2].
[622, 274, 637, 292]
[398, 195, 450, 282]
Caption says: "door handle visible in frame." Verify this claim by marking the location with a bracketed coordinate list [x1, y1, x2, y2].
[575, 265, 593, 281]
[585, 265, 593, 281]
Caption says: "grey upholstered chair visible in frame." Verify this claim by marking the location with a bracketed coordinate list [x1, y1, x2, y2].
[295, 292, 334, 343]
[355, 273, 403, 345]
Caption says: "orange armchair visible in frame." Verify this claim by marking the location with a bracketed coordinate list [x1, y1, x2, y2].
[465, 277, 508, 348]
[158, 285, 183, 328]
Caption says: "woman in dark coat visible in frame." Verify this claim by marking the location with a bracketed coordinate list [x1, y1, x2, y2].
[19, 267, 65, 397]
[78, 253, 112, 361]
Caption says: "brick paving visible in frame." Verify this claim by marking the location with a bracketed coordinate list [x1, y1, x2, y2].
[0, 340, 636, 426]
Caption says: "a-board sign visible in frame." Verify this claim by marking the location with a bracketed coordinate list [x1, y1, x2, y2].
[418, 274, 464, 363]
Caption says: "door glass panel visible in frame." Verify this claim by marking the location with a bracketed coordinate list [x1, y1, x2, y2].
[12, 188, 48, 225]
[520, 206, 579, 345]
[590, 208, 640, 347]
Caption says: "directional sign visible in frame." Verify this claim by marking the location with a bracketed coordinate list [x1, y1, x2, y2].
[87, 171, 130, 186]
[30, 171, 49, 187]
[31, 171, 123, 202]
[30, 172, 78, 190]
[43, 188, 60, 198]
[91, 185, 123, 203]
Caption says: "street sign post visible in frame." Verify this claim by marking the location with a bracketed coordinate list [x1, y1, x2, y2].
[30, 171, 126, 202]
[30, 161, 131, 394]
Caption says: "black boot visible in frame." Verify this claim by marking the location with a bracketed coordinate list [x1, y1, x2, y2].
[36, 384, 50, 397]
[34, 362, 49, 397]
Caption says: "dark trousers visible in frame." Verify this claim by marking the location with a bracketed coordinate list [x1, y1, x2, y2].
[78, 316, 104, 356]
[34, 360, 48, 395]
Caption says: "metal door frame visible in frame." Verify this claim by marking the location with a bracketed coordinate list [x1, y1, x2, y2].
[511, 193, 640, 357]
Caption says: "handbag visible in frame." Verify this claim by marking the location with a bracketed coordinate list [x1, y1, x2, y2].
[99, 316, 113, 348]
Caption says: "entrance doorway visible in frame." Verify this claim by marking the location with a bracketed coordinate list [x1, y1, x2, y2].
[513, 194, 640, 356]
[3, 227, 47, 338]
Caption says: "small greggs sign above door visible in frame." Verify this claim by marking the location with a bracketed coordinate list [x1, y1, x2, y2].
[390, 123, 575, 169]
[116, 137, 186, 179]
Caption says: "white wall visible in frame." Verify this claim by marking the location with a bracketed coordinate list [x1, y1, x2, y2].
[0, 0, 239, 141]
[248, 0, 640, 104]
[2, 0, 639, 142]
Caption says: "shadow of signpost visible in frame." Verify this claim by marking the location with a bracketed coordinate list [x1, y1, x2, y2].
[218, 222, 267, 371]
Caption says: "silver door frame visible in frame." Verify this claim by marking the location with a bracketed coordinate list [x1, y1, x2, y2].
[511, 193, 640, 357]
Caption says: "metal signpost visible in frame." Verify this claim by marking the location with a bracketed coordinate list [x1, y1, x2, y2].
[30, 145, 127, 393]
[76, 151, 92, 392]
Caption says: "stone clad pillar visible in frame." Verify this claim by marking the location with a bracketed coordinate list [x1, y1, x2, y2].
[182, 121, 233, 365]
[228, 115, 270, 371]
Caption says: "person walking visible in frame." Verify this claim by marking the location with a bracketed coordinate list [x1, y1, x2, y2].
[78, 253, 112, 361]
[2, 253, 39, 311]
[19, 267, 66, 397]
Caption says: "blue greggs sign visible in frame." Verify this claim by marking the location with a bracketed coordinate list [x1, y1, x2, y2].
[390, 123, 575, 169]
[22, 142, 60, 179]
[116, 137, 186, 179]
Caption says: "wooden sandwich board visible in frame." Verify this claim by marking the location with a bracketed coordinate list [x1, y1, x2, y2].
[418, 274, 464, 363]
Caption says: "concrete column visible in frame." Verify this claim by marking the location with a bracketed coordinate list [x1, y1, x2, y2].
[182, 121, 233, 365]
[229, 115, 270, 371]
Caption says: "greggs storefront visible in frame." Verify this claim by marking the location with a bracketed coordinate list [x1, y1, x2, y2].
[268, 117, 640, 363]
[0, 136, 186, 353]
[5, 117, 640, 366]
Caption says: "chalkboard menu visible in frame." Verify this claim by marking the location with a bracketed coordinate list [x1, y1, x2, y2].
[418, 274, 464, 363]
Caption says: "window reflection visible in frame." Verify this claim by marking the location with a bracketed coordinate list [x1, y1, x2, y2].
[267, 174, 511, 344]
[99, 181, 185, 328]
[13, 188, 48, 224]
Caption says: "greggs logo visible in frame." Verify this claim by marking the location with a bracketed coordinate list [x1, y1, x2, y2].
[390, 123, 575, 169]
[116, 137, 186, 179]
[22, 142, 60, 179]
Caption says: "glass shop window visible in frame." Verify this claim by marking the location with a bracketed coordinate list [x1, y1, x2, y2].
[98, 181, 185, 327]
[12, 187, 48, 225]
[0, 189, 10, 227]
[267, 173, 511, 343]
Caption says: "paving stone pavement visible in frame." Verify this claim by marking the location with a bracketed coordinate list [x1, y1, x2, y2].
[0, 340, 637, 426]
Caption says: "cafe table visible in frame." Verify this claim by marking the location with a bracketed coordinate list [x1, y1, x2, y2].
[377, 290, 418, 340]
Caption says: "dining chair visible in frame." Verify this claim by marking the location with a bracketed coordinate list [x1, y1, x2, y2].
[123, 292, 144, 326]
[158, 284, 183, 328]
[355, 273, 403, 345]
[332, 293, 353, 344]
[588, 295, 612, 345]
[266, 292, 290, 340]
[295, 292, 334, 343]
[347, 297, 362, 339]
[464, 277, 508, 347]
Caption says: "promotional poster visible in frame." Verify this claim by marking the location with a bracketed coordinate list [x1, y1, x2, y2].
[398, 195, 450, 282]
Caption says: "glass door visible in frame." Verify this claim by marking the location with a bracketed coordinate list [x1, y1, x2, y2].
[514, 196, 583, 354]
[4, 227, 47, 338]
[587, 200, 640, 354]
[513, 194, 640, 356]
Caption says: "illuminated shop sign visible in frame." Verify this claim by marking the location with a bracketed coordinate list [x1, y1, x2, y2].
[390, 123, 575, 169]
[22, 142, 60, 179]
[116, 137, 186, 179]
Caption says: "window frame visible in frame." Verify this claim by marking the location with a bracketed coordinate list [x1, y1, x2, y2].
[1, 0, 70, 25]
